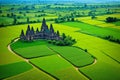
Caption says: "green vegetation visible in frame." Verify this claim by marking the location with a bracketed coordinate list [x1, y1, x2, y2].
[30, 55, 88, 80]
[48, 33, 76, 46]
[11, 40, 55, 58]
[0, 61, 33, 79]
[12, 38, 93, 67]
[49, 46, 94, 67]
[0, 1, 120, 80]
[11, 40, 48, 49]
[61, 22, 120, 43]
[113, 21, 120, 26]
[79, 50, 120, 80]
[0, 23, 57, 80]
[106, 17, 119, 23]
[1, 20, 120, 80]
[5, 68, 54, 80]
[0, 2, 120, 27]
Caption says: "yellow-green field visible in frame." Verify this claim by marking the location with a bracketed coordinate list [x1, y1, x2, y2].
[76, 14, 120, 29]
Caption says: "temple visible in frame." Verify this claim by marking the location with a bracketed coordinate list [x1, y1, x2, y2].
[20, 18, 60, 41]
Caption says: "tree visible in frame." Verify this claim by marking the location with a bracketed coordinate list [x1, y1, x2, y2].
[67, 18, 70, 21]
[106, 17, 117, 22]
[23, 13, 26, 16]
[13, 17, 17, 24]
[27, 17, 30, 23]
[57, 30, 60, 36]
[71, 17, 75, 21]
[0, 10, 2, 13]
[62, 33, 66, 40]
[0, 23, 4, 27]
[7, 14, 10, 17]
[91, 15, 97, 19]
[11, 13, 14, 17]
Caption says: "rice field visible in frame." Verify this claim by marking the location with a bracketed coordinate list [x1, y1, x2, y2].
[0, 61, 33, 79]
[49, 46, 94, 67]
[76, 14, 120, 29]
[0, 22, 120, 80]
[30, 55, 88, 80]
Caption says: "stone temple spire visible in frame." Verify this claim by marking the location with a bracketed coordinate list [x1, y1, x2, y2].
[50, 24, 54, 33]
[31, 27, 35, 35]
[41, 18, 47, 27]
[36, 28, 39, 34]
[20, 29, 25, 40]
[26, 25, 31, 36]
[20, 29, 25, 36]
[27, 25, 30, 31]
[57, 30, 60, 36]
[41, 18, 49, 32]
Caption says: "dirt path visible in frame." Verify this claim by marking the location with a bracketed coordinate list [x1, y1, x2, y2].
[7, 44, 29, 63]
[93, 59, 97, 65]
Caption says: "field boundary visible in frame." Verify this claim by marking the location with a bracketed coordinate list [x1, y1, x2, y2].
[101, 50, 120, 64]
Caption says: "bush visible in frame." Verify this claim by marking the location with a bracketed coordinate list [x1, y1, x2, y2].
[84, 49, 88, 52]
[47, 33, 76, 46]
[106, 17, 118, 22]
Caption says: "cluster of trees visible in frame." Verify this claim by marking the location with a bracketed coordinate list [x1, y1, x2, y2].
[104, 36, 120, 44]
[48, 33, 76, 46]
[35, 14, 46, 17]
[55, 17, 75, 23]
[106, 17, 119, 22]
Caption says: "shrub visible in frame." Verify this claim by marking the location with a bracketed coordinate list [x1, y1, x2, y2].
[106, 17, 118, 22]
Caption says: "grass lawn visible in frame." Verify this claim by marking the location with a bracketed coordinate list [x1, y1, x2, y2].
[0, 61, 33, 79]
[49, 46, 94, 67]
[30, 55, 88, 80]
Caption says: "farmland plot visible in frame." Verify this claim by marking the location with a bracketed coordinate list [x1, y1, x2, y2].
[48, 46, 94, 67]
[76, 14, 120, 29]
[0, 22, 120, 80]
[61, 22, 120, 41]
[30, 55, 88, 80]
[11, 40, 55, 58]
[53, 23, 120, 80]
[0, 61, 33, 79]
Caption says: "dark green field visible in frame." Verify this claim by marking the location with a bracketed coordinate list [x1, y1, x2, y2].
[0, 61, 33, 79]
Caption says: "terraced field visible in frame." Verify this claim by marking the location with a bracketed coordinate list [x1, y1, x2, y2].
[0, 21, 120, 80]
